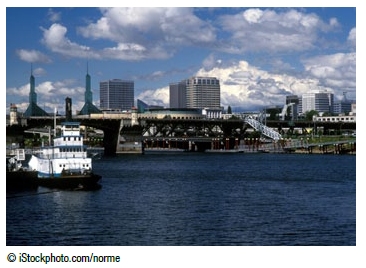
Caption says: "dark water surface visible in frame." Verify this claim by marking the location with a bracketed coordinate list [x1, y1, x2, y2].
[6, 153, 356, 246]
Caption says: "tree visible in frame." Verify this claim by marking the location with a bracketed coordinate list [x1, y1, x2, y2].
[227, 106, 232, 114]
[305, 110, 319, 121]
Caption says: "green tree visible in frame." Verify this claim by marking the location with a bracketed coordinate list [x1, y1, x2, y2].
[227, 106, 232, 114]
[305, 110, 319, 121]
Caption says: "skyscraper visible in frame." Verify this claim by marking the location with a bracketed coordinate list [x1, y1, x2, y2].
[169, 81, 187, 108]
[186, 77, 220, 109]
[301, 90, 334, 114]
[79, 64, 101, 115]
[99, 79, 134, 111]
[169, 76, 220, 109]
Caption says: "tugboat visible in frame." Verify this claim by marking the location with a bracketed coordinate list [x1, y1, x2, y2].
[6, 148, 38, 191]
[28, 122, 102, 190]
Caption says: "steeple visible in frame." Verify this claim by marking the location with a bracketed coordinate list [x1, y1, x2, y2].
[79, 62, 101, 115]
[24, 64, 48, 116]
[85, 61, 92, 103]
[29, 63, 37, 104]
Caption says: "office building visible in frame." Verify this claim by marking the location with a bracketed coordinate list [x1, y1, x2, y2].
[100, 79, 134, 111]
[169, 81, 187, 109]
[285, 95, 300, 120]
[170, 76, 220, 110]
[301, 90, 334, 114]
[186, 76, 220, 109]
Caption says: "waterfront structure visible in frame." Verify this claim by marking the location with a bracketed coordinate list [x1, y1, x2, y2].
[313, 114, 356, 123]
[24, 66, 48, 116]
[79, 64, 101, 115]
[137, 99, 164, 113]
[99, 79, 134, 111]
[139, 108, 204, 120]
[301, 90, 334, 114]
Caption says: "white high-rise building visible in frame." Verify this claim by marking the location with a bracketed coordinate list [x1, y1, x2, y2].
[301, 90, 334, 114]
[186, 77, 220, 109]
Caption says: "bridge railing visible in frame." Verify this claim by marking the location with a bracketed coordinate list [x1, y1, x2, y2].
[244, 116, 282, 141]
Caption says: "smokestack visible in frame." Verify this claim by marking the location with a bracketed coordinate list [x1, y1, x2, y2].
[65, 97, 72, 121]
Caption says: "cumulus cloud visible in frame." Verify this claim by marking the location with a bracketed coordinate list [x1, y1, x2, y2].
[136, 86, 169, 108]
[347, 27, 356, 48]
[76, 7, 215, 60]
[33, 67, 47, 77]
[37, 8, 347, 62]
[218, 8, 337, 53]
[16, 49, 52, 63]
[41, 23, 96, 59]
[302, 52, 356, 91]
[47, 8, 61, 23]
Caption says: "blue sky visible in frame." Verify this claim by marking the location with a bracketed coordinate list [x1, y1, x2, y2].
[6, 6, 356, 114]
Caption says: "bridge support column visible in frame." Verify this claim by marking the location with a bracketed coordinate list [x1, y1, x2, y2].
[103, 126, 120, 156]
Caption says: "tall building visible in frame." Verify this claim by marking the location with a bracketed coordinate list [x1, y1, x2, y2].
[79, 64, 101, 115]
[99, 79, 134, 110]
[333, 92, 354, 115]
[285, 95, 300, 120]
[24, 65, 48, 116]
[169, 81, 187, 108]
[169, 76, 220, 109]
[186, 77, 220, 109]
[301, 90, 334, 114]
[9, 103, 19, 125]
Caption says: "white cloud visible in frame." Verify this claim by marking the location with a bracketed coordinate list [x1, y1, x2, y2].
[243, 8, 263, 24]
[136, 86, 169, 108]
[47, 8, 61, 23]
[16, 49, 52, 63]
[41, 23, 96, 59]
[302, 52, 356, 90]
[348, 27, 356, 48]
[76, 7, 215, 60]
[219, 8, 336, 53]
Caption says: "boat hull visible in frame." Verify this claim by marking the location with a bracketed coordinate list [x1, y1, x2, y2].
[36, 173, 102, 190]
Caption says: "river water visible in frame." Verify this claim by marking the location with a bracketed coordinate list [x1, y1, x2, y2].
[6, 153, 356, 246]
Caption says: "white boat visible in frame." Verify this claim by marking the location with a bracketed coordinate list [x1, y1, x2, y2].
[28, 122, 101, 190]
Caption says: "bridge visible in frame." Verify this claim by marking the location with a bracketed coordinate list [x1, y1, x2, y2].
[7, 113, 356, 155]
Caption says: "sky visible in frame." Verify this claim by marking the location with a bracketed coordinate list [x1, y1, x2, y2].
[6, 6, 357, 114]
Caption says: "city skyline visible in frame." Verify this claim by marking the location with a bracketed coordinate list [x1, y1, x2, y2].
[6, 7, 356, 114]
